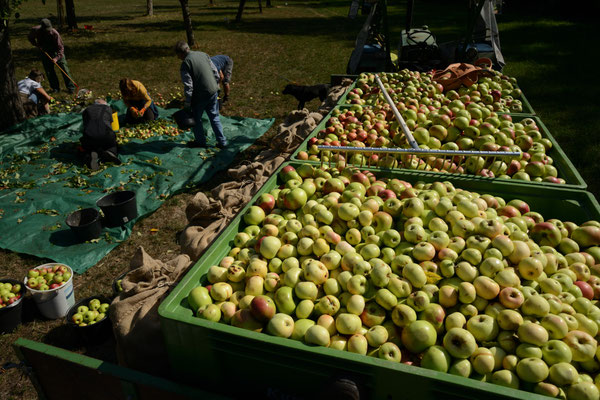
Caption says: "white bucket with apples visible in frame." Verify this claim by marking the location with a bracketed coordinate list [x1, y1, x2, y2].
[24, 263, 75, 319]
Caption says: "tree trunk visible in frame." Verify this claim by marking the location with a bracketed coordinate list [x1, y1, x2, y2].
[179, 0, 195, 47]
[266, 0, 272, 7]
[65, 0, 78, 29]
[0, 19, 26, 132]
[56, 0, 66, 28]
[258, 0, 262, 13]
[235, 0, 247, 22]
[146, 0, 153, 16]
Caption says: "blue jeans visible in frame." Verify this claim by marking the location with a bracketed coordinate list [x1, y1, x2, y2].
[192, 93, 227, 146]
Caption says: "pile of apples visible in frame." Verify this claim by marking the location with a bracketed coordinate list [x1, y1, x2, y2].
[25, 264, 72, 291]
[70, 298, 110, 327]
[117, 119, 182, 144]
[346, 70, 525, 113]
[0, 282, 23, 308]
[188, 163, 600, 399]
[297, 105, 563, 184]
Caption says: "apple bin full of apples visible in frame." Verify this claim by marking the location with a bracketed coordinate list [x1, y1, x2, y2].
[162, 162, 600, 400]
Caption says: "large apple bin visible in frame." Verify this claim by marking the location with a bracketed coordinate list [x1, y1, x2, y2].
[338, 76, 537, 116]
[290, 106, 586, 191]
[159, 161, 600, 400]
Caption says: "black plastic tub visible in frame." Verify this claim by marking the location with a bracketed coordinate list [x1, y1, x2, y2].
[66, 295, 113, 343]
[66, 208, 102, 242]
[0, 278, 26, 334]
[172, 109, 195, 129]
[96, 191, 137, 228]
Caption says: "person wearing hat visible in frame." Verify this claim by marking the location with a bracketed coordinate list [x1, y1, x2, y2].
[28, 18, 76, 94]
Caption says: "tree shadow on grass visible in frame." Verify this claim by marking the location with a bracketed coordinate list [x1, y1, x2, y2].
[12, 40, 176, 63]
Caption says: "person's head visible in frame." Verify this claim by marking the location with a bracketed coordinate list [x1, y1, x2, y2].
[174, 41, 190, 60]
[40, 18, 52, 33]
[28, 68, 45, 83]
[94, 98, 107, 105]
[119, 78, 135, 96]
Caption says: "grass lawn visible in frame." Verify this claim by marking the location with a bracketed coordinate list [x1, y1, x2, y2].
[1, 0, 599, 398]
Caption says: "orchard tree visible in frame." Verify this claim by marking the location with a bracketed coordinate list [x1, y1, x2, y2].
[0, 0, 26, 132]
[146, 0, 153, 16]
[179, 0, 195, 46]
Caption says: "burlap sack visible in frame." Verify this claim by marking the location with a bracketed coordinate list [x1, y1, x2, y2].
[180, 155, 286, 260]
[110, 247, 192, 375]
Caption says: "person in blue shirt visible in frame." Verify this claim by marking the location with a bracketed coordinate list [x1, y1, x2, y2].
[175, 41, 227, 149]
[210, 54, 233, 104]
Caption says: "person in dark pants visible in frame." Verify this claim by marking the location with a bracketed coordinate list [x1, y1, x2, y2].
[28, 18, 76, 94]
[119, 78, 159, 125]
[175, 41, 227, 149]
[81, 99, 121, 170]
[210, 54, 233, 104]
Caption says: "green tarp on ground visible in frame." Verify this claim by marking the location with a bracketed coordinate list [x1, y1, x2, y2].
[0, 102, 274, 274]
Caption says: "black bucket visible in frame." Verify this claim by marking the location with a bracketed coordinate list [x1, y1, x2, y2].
[66, 208, 102, 242]
[172, 109, 195, 129]
[96, 191, 138, 228]
[0, 278, 26, 334]
[66, 295, 113, 343]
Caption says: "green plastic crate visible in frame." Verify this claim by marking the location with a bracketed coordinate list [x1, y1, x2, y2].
[290, 111, 587, 190]
[12, 338, 229, 400]
[340, 76, 536, 115]
[159, 161, 599, 400]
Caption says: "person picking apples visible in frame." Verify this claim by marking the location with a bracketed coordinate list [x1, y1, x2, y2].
[175, 41, 228, 149]
[119, 78, 159, 125]
[79, 99, 121, 170]
[210, 54, 233, 106]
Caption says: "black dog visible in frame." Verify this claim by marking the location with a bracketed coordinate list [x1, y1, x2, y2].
[282, 83, 331, 109]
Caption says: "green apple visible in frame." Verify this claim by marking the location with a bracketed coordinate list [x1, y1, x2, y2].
[518, 322, 549, 346]
[305, 325, 330, 347]
[401, 320, 437, 353]
[490, 369, 519, 389]
[291, 318, 315, 341]
[563, 330, 597, 361]
[421, 345, 451, 372]
[516, 357, 549, 383]
[541, 339, 572, 365]
[378, 342, 402, 362]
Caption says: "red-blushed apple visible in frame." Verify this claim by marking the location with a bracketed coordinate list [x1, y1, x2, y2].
[249, 295, 276, 322]
[575, 280, 594, 300]
[230, 309, 263, 332]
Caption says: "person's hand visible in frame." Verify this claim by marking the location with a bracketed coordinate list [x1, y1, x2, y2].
[53, 57, 59, 63]
[131, 107, 139, 117]
[139, 107, 146, 116]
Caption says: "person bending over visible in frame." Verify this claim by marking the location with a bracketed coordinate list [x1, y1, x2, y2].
[119, 78, 159, 125]
[175, 41, 228, 149]
[18, 68, 52, 118]
[210, 54, 233, 104]
[81, 99, 122, 170]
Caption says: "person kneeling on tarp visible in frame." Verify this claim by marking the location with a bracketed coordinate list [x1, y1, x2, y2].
[119, 78, 159, 125]
[81, 99, 122, 170]
[18, 68, 52, 118]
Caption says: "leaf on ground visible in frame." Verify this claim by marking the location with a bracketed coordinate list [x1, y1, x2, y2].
[36, 209, 60, 216]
